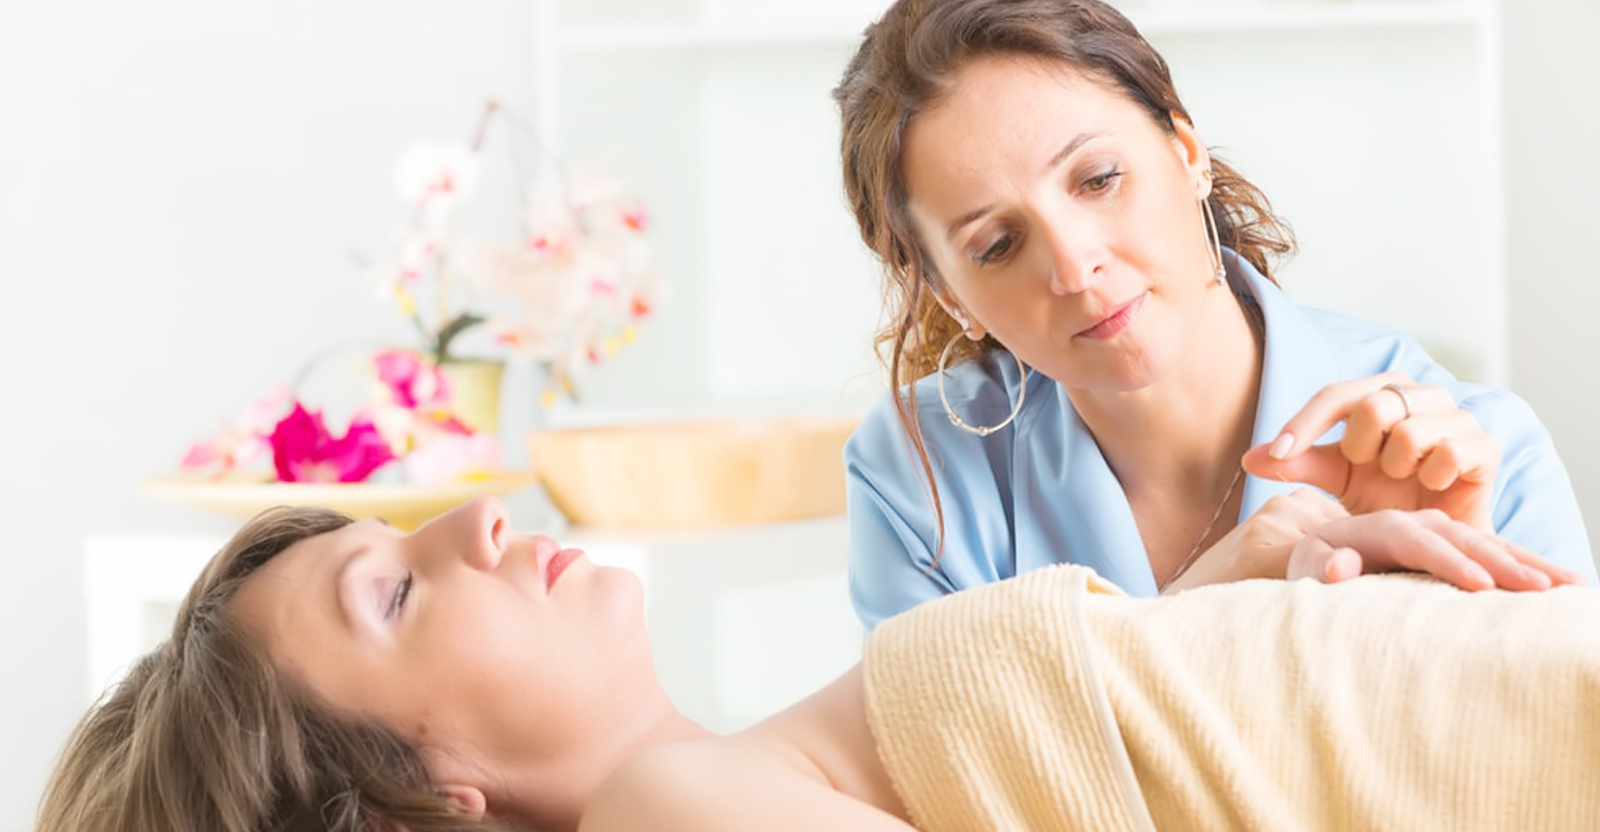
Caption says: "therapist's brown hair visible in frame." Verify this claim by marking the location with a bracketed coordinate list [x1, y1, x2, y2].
[36, 506, 495, 832]
[833, 0, 1295, 563]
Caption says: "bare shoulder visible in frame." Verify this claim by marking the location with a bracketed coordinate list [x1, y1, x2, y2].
[579, 712, 915, 832]
[750, 665, 907, 820]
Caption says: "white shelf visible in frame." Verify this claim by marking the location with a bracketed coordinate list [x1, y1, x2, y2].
[559, 21, 864, 50]
[543, 0, 1508, 390]
[558, 1, 1482, 50]
[1132, 0, 1481, 35]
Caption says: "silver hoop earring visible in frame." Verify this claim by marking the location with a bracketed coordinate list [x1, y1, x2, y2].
[937, 334, 1030, 437]
[1201, 198, 1226, 286]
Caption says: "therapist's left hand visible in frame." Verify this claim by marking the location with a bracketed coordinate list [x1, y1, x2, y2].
[1242, 371, 1498, 533]
[1286, 508, 1587, 590]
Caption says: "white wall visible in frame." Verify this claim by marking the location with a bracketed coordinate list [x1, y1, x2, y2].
[1502, 1, 1600, 540]
[0, 3, 540, 829]
[4, 2, 1599, 831]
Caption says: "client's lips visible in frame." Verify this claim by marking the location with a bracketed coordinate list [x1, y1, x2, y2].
[545, 547, 584, 590]
[1078, 293, 1146, 340]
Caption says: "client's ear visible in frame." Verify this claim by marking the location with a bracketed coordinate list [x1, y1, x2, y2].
[424, 747, 488, 820]
[436, 783, 488, 821]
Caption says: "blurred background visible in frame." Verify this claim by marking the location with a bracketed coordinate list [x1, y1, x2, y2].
[3, 1, 1597, 828]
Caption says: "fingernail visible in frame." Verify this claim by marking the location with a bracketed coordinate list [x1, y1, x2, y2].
[1522, 567, 1552, 589]
[1467, 564, 1494, 588]
[1269, 432, 1296, 460]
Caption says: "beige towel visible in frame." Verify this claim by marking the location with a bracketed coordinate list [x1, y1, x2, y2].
[863, 565, 1600, 832]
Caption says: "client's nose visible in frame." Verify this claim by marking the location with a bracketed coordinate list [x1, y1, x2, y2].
[433, 495, 508, 571]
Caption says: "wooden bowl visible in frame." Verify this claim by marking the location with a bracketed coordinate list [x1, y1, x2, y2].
[526, 415, 859, 530]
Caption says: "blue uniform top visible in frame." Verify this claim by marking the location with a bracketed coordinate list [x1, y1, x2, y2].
[846, 254, 1596, 629]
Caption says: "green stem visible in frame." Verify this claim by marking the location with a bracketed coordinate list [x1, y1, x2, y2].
[433, 313, 486, 364]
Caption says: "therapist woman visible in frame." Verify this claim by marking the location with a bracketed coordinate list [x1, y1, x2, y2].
[833, 0, 1594, 628]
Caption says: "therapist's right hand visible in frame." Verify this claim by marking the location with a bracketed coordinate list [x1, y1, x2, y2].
[1243, 372, 1499, 533]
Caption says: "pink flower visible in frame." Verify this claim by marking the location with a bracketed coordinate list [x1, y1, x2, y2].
[180, 384, 293, 478]
[270, 403, 397, 483]
[371, 349, 472, 444]
[402, 432, 503, 485]
[374, 348, 450, 411]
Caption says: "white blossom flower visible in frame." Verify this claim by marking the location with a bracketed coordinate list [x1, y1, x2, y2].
[392, 142, 482, 224]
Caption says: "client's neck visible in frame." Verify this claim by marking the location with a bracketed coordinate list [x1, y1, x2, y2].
[502, 702, 712, 831]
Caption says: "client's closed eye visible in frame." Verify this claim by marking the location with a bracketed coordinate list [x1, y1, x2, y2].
[385, 573, 413, 620]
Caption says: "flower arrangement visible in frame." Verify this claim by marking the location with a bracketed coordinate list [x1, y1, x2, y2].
[181, 349, 502, 485]
[365, 100, 659, 404]
[178, 101, 659, 485]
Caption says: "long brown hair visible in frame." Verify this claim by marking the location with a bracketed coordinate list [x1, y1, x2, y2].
[833, 0, 1295, 556]
[36, 507, 498, 832]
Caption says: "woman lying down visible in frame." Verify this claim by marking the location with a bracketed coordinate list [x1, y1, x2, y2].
[38, 495, 1600, 832]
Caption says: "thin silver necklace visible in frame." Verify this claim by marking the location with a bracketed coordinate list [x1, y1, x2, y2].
[1159, 466, 1245, 593]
